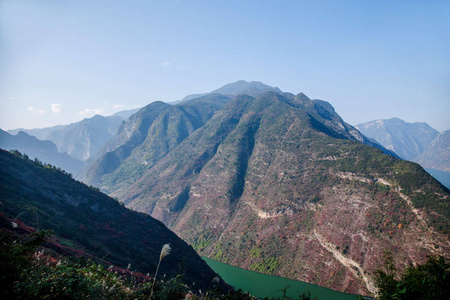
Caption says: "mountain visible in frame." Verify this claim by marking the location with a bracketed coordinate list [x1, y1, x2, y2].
[355, 118, 440, 160]
[8, 114, 124, 161]
[85, 87, 449, 296]
[180, 80, 282, 102]
[211, 80, 282, 97]
[0, 129, 83, 175]
[416, 130, 450, 172]
[86, 83, 395, 196]
[83, 94, 232, 192]
[110, 107, 141, 119]
[0, 149, 225, 291]
[356, 118, 450, 175]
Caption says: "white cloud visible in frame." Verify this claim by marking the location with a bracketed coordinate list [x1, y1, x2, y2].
[78, 108, 104, 116]
[51, 103, 62, 113]
[10, 97, 16, 101]
[27, 106, 46, 115]
[113, 104, 126, 110]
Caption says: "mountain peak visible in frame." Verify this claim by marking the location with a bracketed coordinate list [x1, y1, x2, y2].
[211, 80, 282, 97]
[182, 81, 283, 102]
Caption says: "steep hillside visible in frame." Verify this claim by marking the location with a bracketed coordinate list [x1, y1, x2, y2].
[109, 92, 449, 296]
[356, 118, 440, 160]
[0, 129, 83, 175]
[84, 94, 231, 192]
[83, 101, 171, 184]
[416, 130, 450, 172]
[0, 149, 223, 291]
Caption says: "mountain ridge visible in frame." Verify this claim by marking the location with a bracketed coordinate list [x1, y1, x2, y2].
[0, 129, 83, 175]
[86, 88, 449, 296]
[8, 114, 125, 162]
[181, 80, 282, 102]
[83, 94, 232, 191]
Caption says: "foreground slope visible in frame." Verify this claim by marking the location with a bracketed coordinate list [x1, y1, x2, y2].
[0, 149, 222, 290]
[113, 92, 449, 296]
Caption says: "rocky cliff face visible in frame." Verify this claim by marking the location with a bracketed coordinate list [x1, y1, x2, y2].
[94, 91, 449, 296]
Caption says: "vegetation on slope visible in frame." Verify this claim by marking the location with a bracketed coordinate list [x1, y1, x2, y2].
[107, 92, 449, 295]
[373, 252, 449, 300]
[0, 228, 244, 300]
[0, 149, 222, 291]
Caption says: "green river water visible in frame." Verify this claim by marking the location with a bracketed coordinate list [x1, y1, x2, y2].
[203, 257, 360, 299]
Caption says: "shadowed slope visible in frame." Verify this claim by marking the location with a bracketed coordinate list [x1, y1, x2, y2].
[0, 149, 225, 291]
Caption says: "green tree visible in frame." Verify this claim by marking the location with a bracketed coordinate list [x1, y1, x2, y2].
[374, 252, 450, 300]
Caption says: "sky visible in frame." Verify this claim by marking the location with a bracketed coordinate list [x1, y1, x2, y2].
[1, 0, 449, 132]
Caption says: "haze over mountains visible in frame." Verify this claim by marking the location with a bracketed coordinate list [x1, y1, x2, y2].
[1, 80, 449, 297]
[8, 109, 139, 161]
[0, 129, 83, 175]
[1, 109, 140, 177]
[356, 118, 450, 172]
[416, 130, 450, 172]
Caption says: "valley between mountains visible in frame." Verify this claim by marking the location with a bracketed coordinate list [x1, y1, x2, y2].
[80, 82, 450, 296]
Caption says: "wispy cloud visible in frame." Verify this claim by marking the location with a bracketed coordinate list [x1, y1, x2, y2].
[51, 103, 62, 113]
[27, 106, 46, 116]
[78, 108, 104, 116]
[113, 104, 126, 110]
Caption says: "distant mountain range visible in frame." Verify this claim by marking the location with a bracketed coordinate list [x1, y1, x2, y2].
[81, 81, 449, 296]
[0, 149, 224, 291]
[2, 108, 140, 177]
[7, 109, 139, 161]
[415, 130, 450, 172]
[0, 129, 83, 175]
[356, 118, 450, 172]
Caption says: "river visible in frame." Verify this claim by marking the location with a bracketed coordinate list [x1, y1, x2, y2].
[203, 257, 360, 299]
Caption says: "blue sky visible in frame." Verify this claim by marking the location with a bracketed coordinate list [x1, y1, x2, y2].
[1, 0, 449, 131]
